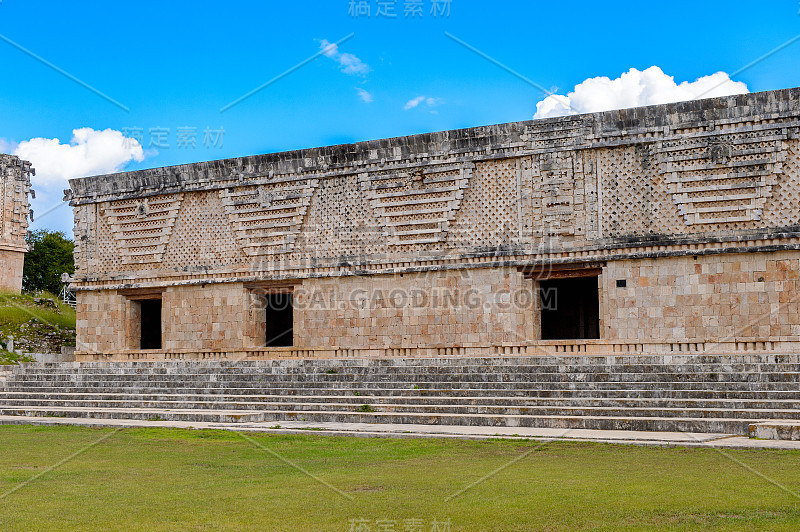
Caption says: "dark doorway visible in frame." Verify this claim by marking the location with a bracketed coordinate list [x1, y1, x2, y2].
[265, 292, 293, 347]
[540, 276, 600, 340]
[140, 299, 162, 349]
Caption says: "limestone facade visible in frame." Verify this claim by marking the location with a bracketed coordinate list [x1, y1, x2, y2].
[69, 89, 800, 360]
[0, 155, 33, 293]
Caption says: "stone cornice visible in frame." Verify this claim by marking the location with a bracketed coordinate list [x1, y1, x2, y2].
[70, 229, 800, 291]
[0, 243, 26, 253]
[69, 88, 800, 204]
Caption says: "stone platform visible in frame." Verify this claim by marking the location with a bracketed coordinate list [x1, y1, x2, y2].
[1, 354, 800, 441]
[4, 416, 799, 449]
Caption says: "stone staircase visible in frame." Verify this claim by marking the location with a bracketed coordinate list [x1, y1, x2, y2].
[0, 354, 799, 435]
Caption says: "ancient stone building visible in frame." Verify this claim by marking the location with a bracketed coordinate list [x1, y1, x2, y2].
[0, 155, 33, 293]
[69, 88, 800, 361]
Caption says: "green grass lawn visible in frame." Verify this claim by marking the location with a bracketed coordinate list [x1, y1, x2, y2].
[0, 292, 76, 363]
[0, 292, 75, 331]
[0, 426, 799, 531]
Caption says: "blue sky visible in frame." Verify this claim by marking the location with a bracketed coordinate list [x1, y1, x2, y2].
[2, 0, 800, 233]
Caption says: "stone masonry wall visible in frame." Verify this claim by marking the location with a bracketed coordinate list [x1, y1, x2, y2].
[162, 284, 247, 351]
[604, 251, 800, 343]
[74, 252, 799, 355]
[67, 133, 800, 283]
[69, 89, 800, 290]
[67, 89, 800, 356]
[0, 154, 32, 293]
[75, 271, 535, 354]
[294, 268, 535, 349]
[0, 249, 25, 293]
[75, 290, 127, 354]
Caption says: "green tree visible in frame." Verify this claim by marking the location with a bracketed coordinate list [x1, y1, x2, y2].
[22, 230, 75, 294]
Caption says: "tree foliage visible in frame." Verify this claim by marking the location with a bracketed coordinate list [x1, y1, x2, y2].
[22, 230, 75, 294]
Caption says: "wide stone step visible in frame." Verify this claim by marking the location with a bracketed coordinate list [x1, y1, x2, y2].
[0, 406, 761, 434]
[6, 388, 800, 400]
[16, 362, 800, 375]
[13, 362, 800, 375]
[0, 406, 265, 423]
[9, 372, 800, 385]
[4, 356, 798, 436]
[4, 377, 793, 389]
[24, 354, 800, 368]
[749, 421, 800, 440]
[0, 397, 796, 420]
[2, 390, 800, 405]
[8, 374, 800, 386]
[6, 381, 800, 395]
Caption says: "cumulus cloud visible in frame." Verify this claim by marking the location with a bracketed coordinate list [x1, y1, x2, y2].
[14, 127, 145, 188]
[533, 66, 749, 119]
[319, 39, 369, 76]
[11, 128, 148, 232]
[356, 87, 374, 103]
[403, 96, 443, 111]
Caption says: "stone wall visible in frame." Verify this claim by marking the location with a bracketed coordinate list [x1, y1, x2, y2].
[75, 290, 127, 354]
[163, 284, 247, 351]
[67, 88, 800, 358]
[293, 268, 535, 349]
[0, 155, 32, 293]
[0, 249, 25, 293]
[73, 250, 800, 356]
[69, 135, 800, 276]
[603, 251, 800, 343]
[69, 89, 800, 284]
[75, 271, 536, 354]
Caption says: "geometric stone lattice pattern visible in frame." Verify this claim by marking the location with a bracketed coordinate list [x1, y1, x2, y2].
[597, 145, 680, 238]
[92, 206, 121, 273]
[359, 163, 472, 247]
[764, 137, 800, 227]
[445, 159, 518, 251]
[298, 173, 386, 261]
[103, 193, 184, 265]
[657, 128, 788, 227]
[219, 178, 319, 257]
[162, 190, 246, 268]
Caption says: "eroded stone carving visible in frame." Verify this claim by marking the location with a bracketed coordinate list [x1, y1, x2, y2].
[68, 88, 800, 279]
[359, 163, 473, 247]
[104, 194, 183, 264]
[658, 128, 787, 226]
[0, 154, 32, 291]
[219, 177, 319, 256]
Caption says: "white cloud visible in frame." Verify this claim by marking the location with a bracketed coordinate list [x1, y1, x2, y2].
[14, 127, 145, 188]
[319, 39, 369, 76]
[356, 87, 374, 103]
[404, 96, 443, 111]
[533, 66, 749, 119]
[404, 96, 426, 110]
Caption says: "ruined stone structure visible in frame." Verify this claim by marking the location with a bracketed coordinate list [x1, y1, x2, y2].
[0, 155, 33, 293]
[69, 88, 800, 361]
